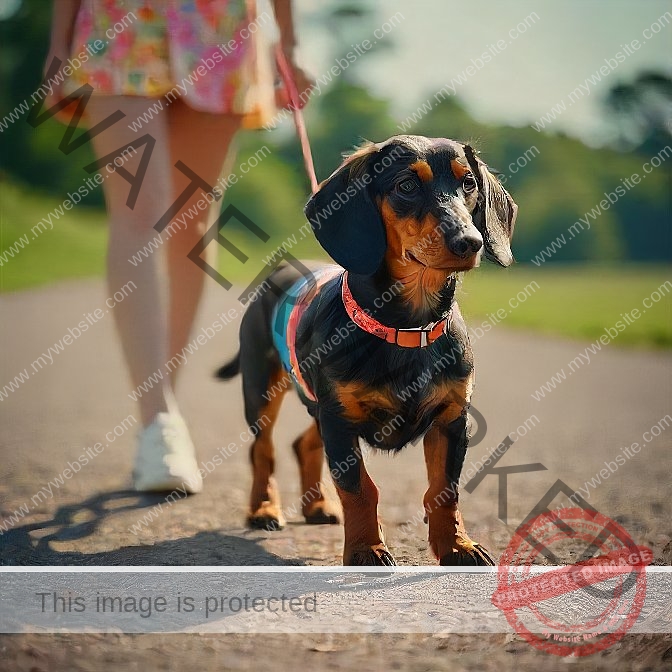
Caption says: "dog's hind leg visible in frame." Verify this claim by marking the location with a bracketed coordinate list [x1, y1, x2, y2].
[244, 364, 290, 531]
[292, 421, 341, 525]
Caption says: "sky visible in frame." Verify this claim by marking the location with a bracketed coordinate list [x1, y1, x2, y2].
[292, 0, 672, 145]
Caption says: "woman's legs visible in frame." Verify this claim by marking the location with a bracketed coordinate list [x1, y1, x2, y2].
[165, 101, 242, 386]
[85, 96, 241, 491]
[86, 96, 176, 428]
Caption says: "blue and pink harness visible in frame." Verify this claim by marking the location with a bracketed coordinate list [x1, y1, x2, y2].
[271, 266, 343, 403]
[271, 266, 454, 403]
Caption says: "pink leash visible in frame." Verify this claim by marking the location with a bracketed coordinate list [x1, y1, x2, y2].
[274, 44, 319, 195]
[273, 47, 322, 400]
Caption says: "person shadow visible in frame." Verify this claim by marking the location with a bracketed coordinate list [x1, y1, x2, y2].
[0, 489, 298, 566]
[1, 492, 448, 634]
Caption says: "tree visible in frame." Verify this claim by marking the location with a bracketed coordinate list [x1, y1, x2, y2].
[605, 71, 672, 151]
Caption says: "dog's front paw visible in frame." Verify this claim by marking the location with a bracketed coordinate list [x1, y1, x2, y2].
[247, 501, 286, 531]
[440, 541, 496, 566]
[303, 500, 341, 525]
[345, 543, 397, 566]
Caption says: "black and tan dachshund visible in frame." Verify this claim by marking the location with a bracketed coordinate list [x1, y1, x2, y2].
[217, 135, 517, 566]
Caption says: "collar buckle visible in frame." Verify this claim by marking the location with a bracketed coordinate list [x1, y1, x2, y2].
[342, 271, 453, 348]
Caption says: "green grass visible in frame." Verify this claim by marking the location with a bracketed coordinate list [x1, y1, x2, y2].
[458, 265, 672, 348]
[2, 182, 670, 348]
[0, 181, 108, 291]
[0, 180, 322, 290]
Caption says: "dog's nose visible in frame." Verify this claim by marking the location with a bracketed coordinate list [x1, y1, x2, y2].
[449, 235, 483, 258]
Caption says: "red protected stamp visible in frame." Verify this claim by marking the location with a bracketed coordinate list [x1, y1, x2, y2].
[492, 507, 653, 656]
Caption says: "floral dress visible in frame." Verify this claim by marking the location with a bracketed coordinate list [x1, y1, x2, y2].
[65, 0, 276, 127]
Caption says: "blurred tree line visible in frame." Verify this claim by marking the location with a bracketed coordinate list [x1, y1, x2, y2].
[0, 0, 670, 263]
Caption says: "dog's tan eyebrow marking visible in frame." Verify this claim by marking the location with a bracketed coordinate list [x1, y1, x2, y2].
[450, 159, 469, 179]
[410, 160, 433, 183]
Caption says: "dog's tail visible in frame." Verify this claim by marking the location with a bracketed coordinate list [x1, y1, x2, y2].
[214, 352, 240, 380]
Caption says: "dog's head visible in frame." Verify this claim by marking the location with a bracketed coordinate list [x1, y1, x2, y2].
[305, 135, 517, 277]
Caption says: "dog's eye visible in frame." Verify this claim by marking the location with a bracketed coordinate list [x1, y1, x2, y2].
[397, 178, 419, 195]
[463, 173, 477, 193]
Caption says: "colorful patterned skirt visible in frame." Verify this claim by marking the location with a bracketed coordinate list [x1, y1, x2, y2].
[63, 0, 277, 127]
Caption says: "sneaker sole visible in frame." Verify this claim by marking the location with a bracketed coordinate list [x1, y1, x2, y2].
[133, 475, 202, 495]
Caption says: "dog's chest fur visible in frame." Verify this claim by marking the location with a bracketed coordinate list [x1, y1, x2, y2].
[294, 278, 474, 451]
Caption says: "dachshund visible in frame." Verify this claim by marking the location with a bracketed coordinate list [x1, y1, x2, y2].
[216, 135, 517, 566]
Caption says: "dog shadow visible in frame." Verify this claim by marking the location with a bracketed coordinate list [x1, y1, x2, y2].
[0, 489, 297, 566]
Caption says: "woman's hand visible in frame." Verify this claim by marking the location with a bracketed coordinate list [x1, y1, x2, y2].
[275, 46, 315, 110]
[271, 1, 313, 109]
[288, 55, 314, 105]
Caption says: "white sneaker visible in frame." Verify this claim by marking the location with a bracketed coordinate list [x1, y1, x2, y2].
[133, 413, 203, 494]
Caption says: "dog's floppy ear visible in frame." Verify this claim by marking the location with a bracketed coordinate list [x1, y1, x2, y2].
[463, 144, 517, 267]
[304, 142, 385, 275]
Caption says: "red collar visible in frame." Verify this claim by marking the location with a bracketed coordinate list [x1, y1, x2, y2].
[341, 272, 452, 348]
